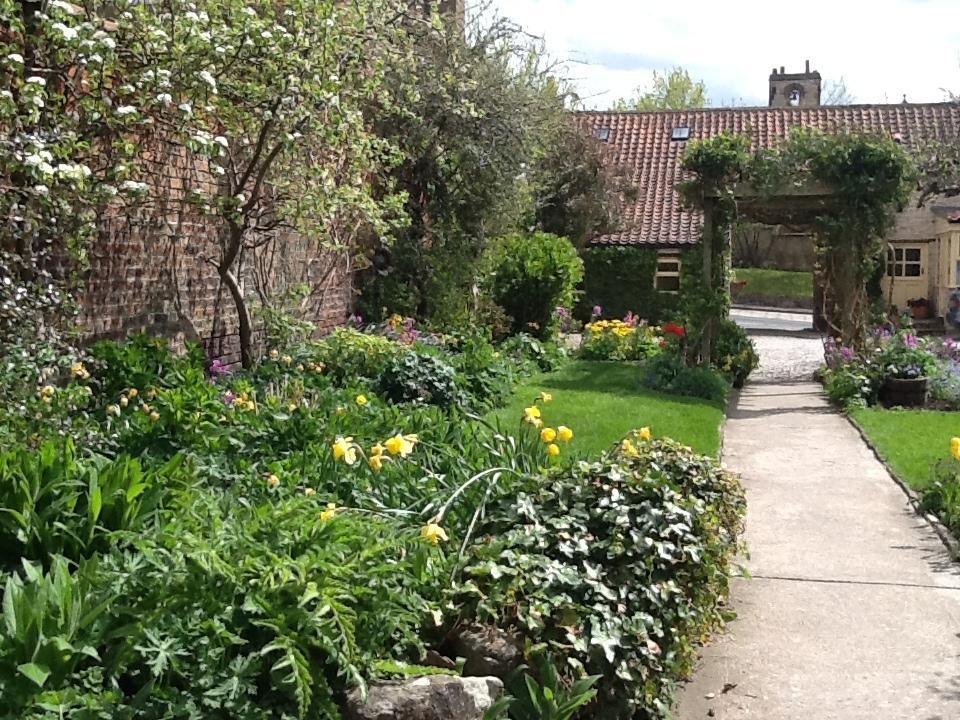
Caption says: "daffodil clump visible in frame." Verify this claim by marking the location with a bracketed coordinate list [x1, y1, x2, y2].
[521, 391, 574, 460]
[579, 316, 662, 361]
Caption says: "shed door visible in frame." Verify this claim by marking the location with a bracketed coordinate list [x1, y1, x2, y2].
[884, 244, 927, 311]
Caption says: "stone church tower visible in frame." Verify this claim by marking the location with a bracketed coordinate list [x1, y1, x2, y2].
[769, 61, 822, 108]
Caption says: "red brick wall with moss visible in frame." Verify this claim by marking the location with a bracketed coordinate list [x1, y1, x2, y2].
[80, 139, 352, 365]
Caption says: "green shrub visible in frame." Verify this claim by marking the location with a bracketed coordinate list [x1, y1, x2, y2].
[445, 332, 515, 411]
[89, 334, 206, 402]
[920, 459, 960, 536]
[378, 351, 461, 408]
[499, 333, 567, 373]
[822, 364, 878, 409]
[641, 353, 729, 405]
[712, 320, 760, 388]
[485, 233, 584, 339]
[455, 434, 745, 719]
[312, 328, 403, 383]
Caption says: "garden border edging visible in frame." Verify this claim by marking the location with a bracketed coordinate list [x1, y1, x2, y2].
[846, 414, 960, 561]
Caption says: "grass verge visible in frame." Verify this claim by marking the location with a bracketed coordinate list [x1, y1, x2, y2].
[851, 407, 959, 490]
[733, 267, 813, 302]
[490, 360, 725, 457]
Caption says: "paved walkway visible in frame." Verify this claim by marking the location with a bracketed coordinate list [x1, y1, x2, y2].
[677, 341, 960, 719]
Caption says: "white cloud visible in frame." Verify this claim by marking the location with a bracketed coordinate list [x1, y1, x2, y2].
[482, 0, 960, 108]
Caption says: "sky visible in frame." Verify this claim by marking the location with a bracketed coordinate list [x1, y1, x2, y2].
[482, 0, 960, 108]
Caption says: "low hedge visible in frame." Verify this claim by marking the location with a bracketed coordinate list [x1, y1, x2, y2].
[455, 432, 746, 719]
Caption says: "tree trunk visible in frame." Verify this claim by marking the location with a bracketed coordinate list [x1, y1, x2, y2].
[220, 266, 254, 369]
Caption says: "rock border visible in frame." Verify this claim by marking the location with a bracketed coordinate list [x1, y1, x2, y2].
[846, 414, 960, 560]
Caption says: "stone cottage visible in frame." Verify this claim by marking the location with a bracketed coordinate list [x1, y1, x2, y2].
[577, 63, 960, 326]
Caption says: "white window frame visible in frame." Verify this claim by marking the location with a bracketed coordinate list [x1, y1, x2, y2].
[654, 251, 682, 293]
[886, 245, 923, 279]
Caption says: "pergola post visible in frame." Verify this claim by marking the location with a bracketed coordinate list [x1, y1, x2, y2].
[700, 197, 715, 365]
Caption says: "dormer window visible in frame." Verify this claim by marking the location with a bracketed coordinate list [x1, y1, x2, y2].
[595, 127, 611, 142]
[671, 127, 691, 142]
[787, 87, 802, 106]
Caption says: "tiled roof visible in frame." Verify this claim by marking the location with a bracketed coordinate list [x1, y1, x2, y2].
[578, 103, 960, 247]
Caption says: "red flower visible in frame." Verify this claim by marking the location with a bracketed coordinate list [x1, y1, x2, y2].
[662, 323, 686, 337]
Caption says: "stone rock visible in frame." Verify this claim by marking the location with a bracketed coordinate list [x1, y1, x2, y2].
[452, 625, 523, 679]
[345, 675, 504, 720]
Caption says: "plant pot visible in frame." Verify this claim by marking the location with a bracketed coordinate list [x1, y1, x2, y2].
[880, 376, 928, 408]
[911, 305, 931, 320]
[730, 280, 748, 298]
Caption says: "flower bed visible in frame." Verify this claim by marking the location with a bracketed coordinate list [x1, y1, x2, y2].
[0, 329, 744, 719]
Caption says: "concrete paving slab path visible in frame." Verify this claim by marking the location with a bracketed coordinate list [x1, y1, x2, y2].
[676, 379, 960, 720]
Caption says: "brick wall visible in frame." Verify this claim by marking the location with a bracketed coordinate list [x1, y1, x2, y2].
[80, 139, 352, 365]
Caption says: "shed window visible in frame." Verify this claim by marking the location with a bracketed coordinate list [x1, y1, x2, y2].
[886, 246, 922, 278]
[671, 127, 691, 142]
[655, 252, 682, 292]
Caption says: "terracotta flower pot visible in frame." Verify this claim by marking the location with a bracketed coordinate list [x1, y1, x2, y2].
[880, 377, 928, 408]
[911, 305, 931, 320]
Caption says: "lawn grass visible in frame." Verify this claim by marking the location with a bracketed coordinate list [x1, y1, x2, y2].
[490, 360, 725, 457]
[851, 408, 960, 490]
[733, 267, 813, 301]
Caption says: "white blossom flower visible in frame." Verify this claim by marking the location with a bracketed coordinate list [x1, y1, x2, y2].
[326, 18, 334, 27]
[49, 0, 79, 14]
[115, 105, 137, 115]
[99, 37, 116, 50]
[33, 185, 49, 196]
[243, 6, 257, 16]
[86, 53, 103, 64]
[178, 102, 193, 115]
[198, 70, 217, 90]
[26, 76, 46, 86]
[6, 53, 24, 64]
[214, 136, 228, 149]
[156, 93, 172, 105]
[51, 23, 78, 40]
[234, 193, 246, 204]
[184, 10, 200, 21]
[120, 180, 148, 194]
[260, 30, 272, 39]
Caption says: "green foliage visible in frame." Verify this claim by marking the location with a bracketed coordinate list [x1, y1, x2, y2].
[455, 435, 745, 719]
[447, 333, 517, 412]
[485, 233, 584, 339]
[641, 354, 730, 406]
[313, 328, 404, 383]
[89, 335, 206, 402]
[613, 67, 709, 111]
[920, 460, 960, 536]
[499, 334, 568, 374]
[712, 320, 760, 388]
[578, 246, 684, 323]
[503, 652, 600, 720]
[0, 440, 181, 569]
[378, 351, 461, 408]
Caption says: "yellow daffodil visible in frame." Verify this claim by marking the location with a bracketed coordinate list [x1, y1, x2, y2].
[952, 437, 960, 462]
[332, 436, 357, 465]
[146, 388, 156, 400]
[320, 502, 337, 521]
[120, 396, 129, 408]
[547, 443, 560, 457]
[270, 349, 280, 359]
[304, 487, 316, 497]
[557, 425, 574, 442]
[149, 411, 160, 422]
[523, 406, 541, 424]
[355, 394, 368, 406]
[420, 522, 449, 545]
[281, 355, 293, 365]
[638, 427, 652, 442]
[106, 404, 121, 417]
[266, 474, 280, 488]
[40, 385, 55, 398]
[540, 427, 557, 443]
[70, 361, 90, 379]
[369, 454, 384, 471]
[127, 388, 139, 398]
[540, 392, 553, 403]
[385, 433, 418, 457]
[621, 439, 640, 457]
[531, 418, 543, 428]
[371, 443, 385, 457]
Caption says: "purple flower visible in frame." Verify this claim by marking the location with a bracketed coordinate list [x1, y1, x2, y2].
[591, 305, 603, 320]
[904, 334, 919, 349]
[623, 311, 639, 328]
[349, 313, 364, 328]
[209, 358, 231, 380]
[840, 346, 856, 362]
[222, 390, 237, 406]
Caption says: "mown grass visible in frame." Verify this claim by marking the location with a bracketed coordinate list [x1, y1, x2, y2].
[490, 360, 725, 457]
[851, 408, 960, 490]
[734, 267, 813, 301]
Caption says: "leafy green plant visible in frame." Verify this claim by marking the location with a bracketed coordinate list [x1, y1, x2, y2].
[505, 653, 600, 720]
[455, 434, 745, 719]
[579, 318, 661, 362]
[313, 328, 404, 383]
[712, 320, 760, 388]
[378, 351, 461, 408]
[641, 353, 730, 405]
[499, 334, 567, 373]
[485, 233, 584, 339]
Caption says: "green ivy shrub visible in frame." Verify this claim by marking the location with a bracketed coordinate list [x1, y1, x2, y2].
[485, 233, 584, 339]
[312, 328, 404, 383]
[499, 333, 568, 373]
[641, 354, 730, 406]
[712, 320, 760, 388]
[454, 434, 745, 719]
[378, 351, 461, 408]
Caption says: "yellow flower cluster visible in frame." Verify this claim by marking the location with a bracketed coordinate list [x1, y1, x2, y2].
[234, 391, 257, 412]
[420, 521, 448, 545]
[70, 361, 91, 380]
[621, 427, 653, 457]
[951, 437, 960, 462]
[523, 392, 574, 458]
[332, 433, 419, 470]
[586, 319, 636, 338]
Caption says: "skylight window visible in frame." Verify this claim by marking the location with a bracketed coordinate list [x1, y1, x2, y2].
[595, 127, 611, 142]
[671, 127, 691, 141]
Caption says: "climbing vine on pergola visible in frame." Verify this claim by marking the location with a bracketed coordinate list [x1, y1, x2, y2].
[680, 128, 915, 355]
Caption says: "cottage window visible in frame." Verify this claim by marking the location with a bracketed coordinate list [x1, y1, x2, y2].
[886, 246, 922, 278]
[655, 252, 682, 292]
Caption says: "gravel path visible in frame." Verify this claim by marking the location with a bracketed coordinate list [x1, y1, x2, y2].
[749, 333, 824, 383]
